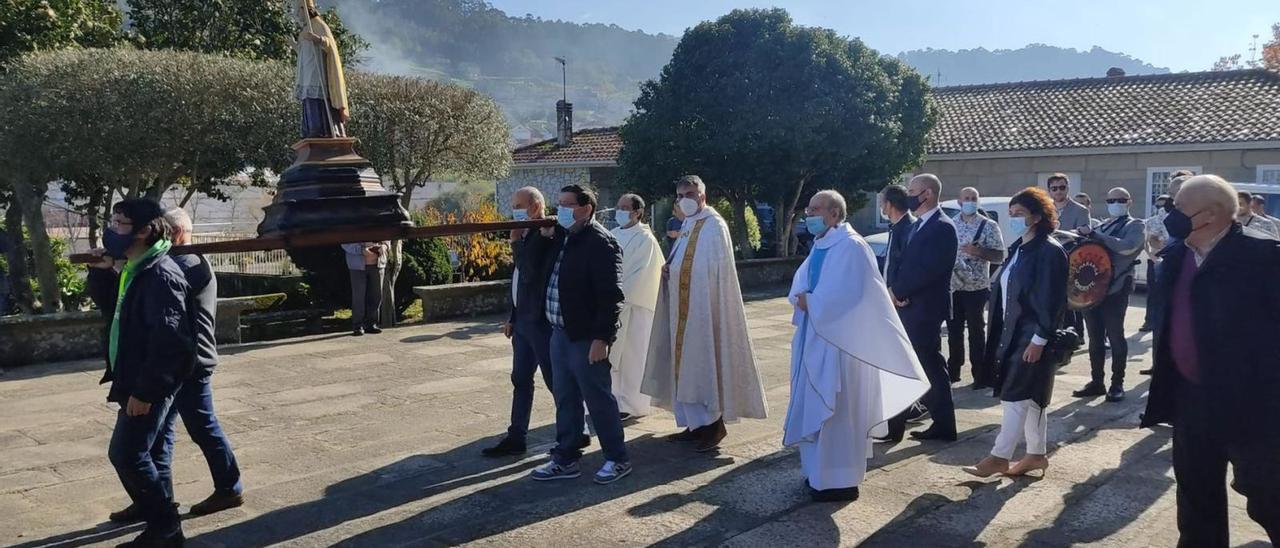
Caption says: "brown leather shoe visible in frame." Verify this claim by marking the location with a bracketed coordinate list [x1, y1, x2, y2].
[189, 490, 244, 516]
[695, 419, 727, 452]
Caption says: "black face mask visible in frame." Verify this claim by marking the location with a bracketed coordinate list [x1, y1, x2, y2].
[1163, 209, 1202, 240]
[905, 193, 923, 212]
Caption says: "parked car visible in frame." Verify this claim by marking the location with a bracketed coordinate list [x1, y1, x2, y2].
[863, 197, 1148, 288]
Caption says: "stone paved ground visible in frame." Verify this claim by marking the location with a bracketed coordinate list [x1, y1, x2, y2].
[0, 289, 1271, 547]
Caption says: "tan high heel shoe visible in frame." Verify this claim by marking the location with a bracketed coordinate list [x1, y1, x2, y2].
[962, 456, 1010, 478]
[1005, 455, 1049, 477]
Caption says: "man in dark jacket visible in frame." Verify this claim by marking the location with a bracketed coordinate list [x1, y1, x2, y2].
[528, 184, 630, 484]
[889, 174, 960, 442]
[86, 198, 193, 548]
[1141, 175, 1280, 547]
[483, 186, 560, 457]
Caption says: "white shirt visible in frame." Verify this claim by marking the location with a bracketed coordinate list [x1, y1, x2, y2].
[1000, 245, 1049, 346]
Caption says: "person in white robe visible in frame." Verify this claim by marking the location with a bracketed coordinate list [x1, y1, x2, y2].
[642, 175, 768, 453]
[609, 194, 662, 418]
[785, 190, 931, 502]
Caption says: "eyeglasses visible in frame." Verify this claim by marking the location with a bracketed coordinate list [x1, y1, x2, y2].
[1105, 198, 1130, 204]
[1049, 185, 1069, 191]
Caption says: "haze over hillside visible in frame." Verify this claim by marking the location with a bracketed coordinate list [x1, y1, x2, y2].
[328, 0, 1172, 134]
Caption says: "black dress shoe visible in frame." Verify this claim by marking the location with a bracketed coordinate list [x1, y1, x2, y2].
[365, 324, 383, 334]
[619, 412, 633, 421]
[578, 434, 591, 449]
[872, 432, 903, 444]
[109, 503, 143, 523]
[811, 486, 860, 502]
[696, 419, 727, 453]
[971, 382, 990, 391]
[116, 528, 184, 548]
[481, 437, 527, 457]
[1072, 382, 1106, 398]
[351, 327, 364, 337]
[910, 429, 957, 442]
[189, 490, 244, 516]
[1138, 323, 1152, 332]
[667, 428, 698, 442]
[1105, 385, 1126, 402]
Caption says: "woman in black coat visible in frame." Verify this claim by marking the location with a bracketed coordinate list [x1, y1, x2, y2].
[964, 187, 1068, 478]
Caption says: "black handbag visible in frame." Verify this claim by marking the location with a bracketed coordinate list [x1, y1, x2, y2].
[1043, 327, 1079, 368]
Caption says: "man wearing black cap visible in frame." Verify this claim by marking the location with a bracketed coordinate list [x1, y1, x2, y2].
[87, 198, 194, 548]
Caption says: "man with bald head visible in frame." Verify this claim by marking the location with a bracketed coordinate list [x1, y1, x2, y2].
[1141, 175, 1280, 546]
[886, 174, 959, 441]
[948, 187, 1005, 387]
[1072, 187, 1145, 402]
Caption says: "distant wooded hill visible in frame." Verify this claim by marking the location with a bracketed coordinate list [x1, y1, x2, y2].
[328, 0, 1170, 132]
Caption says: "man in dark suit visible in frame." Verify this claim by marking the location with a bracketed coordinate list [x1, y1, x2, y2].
[1141, 175, 1280, 547]
[889, 174, 960, 442]
[880, 184, 915, 282]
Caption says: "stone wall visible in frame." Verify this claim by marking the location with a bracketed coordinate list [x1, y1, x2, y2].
[494, 166, 623, 211]
[216, 272, 306, 299]
[917, 147, 1280, 216]
[0, 311, 104, 368]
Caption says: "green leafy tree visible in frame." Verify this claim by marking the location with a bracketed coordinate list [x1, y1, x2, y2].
[347, 71, 511, 325]
[0, 0, 122, 65]
[618, 8, 935, 257]
[126, 0, 369, 65]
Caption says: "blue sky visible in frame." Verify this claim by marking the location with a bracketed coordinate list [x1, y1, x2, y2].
[487, 0, 1277, 72]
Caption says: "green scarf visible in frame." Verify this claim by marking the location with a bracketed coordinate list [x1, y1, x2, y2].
[108, 239, 172, 370]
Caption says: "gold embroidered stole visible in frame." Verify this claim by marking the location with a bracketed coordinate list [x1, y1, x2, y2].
[673, 218, 708, 378]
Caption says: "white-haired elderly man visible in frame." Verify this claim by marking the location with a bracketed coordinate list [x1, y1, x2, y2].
[948, 186, 1005, 388]
[1072, 187, 1145, 403]
[784, 189, 929, 502]
[1141, 175, 1280, 547]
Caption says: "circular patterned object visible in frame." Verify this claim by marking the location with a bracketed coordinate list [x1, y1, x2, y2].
[1067, 242, 1113, 310]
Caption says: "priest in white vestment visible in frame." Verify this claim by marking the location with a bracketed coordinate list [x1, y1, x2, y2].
[785, 190, 931, 502]
[643, 175, 768, 453]
[608, 194, 662, 418]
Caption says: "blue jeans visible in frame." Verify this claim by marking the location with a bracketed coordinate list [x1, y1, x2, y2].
[109, 396, 180, 533]
[155, 376, 243, 496]
[549, 328, 628, 465]
[508, 319, 554, 442]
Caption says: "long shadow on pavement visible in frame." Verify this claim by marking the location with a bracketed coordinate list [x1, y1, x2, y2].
[187, 424, 563, 546]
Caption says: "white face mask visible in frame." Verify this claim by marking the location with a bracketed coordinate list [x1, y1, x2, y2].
[1107, 203, 1128, 217]
[615, 209, 634, 227]
[678, 197, 700, 217]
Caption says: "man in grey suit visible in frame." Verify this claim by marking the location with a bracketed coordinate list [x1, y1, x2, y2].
[1048, 174, 1092, 231]
[1072, 187, 1146, 402]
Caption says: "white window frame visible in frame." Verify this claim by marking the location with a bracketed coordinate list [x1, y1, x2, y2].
[1145, 166, 1201, 216]
[1258, 164, 1280, 186]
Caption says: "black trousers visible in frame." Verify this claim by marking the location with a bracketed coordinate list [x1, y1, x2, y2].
[894, 320, 956, 437]
[1084, 279, 1132, 386]
[947, 289, 990, 383]
[1172, 382, 1280, 547]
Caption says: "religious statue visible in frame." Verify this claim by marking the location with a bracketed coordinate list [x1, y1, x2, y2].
[293, 0, 349, 138]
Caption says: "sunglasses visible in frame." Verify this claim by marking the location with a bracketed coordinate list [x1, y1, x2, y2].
[1049, 185, 1068, 191]
[1105, 198, 1130, 204]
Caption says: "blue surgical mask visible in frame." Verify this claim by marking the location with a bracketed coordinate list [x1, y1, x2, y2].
[556, 206, 577, 229]
[961, 202, 978, 216]
[615, 209, 633, 227]
[511, 209, 530, 221]
[1107, 203, 1128, 217]
[1008, 216, 1028, 239]
[804, 215, 828, 236]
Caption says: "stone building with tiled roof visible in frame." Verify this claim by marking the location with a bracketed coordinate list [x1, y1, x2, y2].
[498, 69, 1280, 232]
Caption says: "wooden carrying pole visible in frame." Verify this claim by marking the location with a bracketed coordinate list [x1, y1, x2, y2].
[69, 219, 557, 264]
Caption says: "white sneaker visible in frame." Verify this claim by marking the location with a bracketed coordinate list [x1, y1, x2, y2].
[593, 461, 632, 485]
[530, 460, 580, 481]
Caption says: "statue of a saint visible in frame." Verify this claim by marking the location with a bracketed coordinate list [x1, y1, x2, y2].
[294, 0, 349, 138]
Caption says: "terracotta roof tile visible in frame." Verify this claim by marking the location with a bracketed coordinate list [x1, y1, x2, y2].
[511, 126, 621, 166]
[929, 69, 1280, 154]
[511, 70, 1280, 165]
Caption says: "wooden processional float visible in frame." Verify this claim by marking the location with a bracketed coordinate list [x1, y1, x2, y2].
[69, 138, 551, 265]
